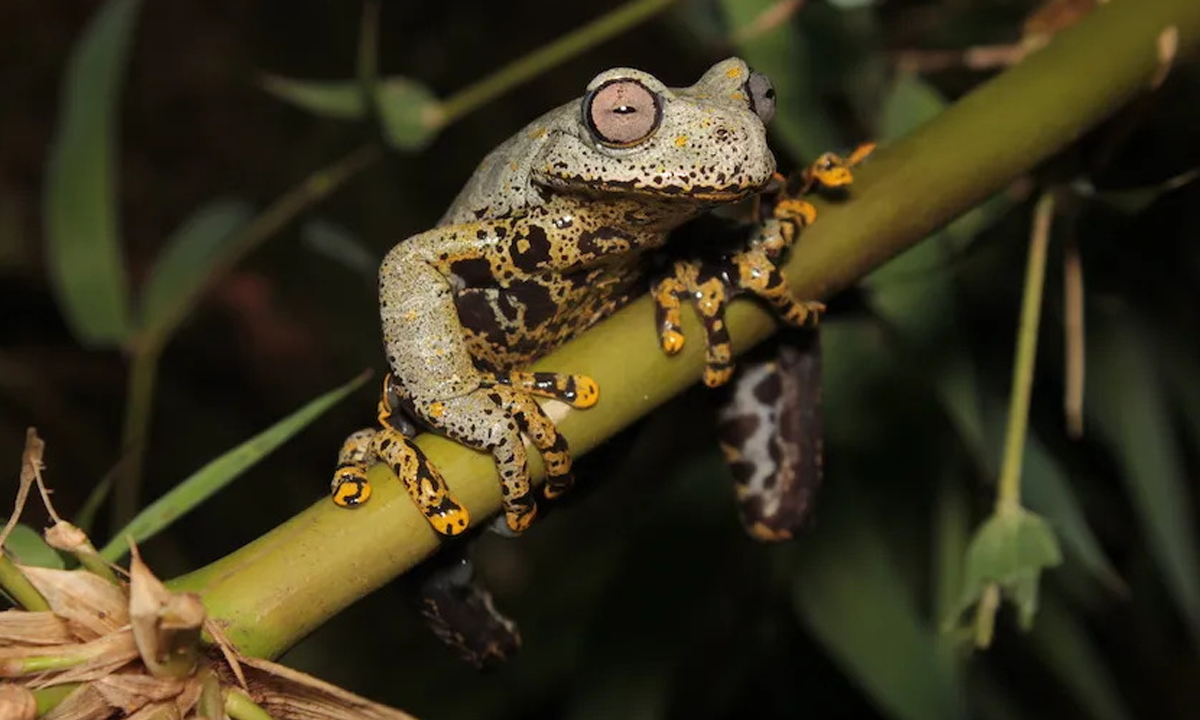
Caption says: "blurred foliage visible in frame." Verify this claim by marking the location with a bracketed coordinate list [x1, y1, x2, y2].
[4, 0, 1200, 719]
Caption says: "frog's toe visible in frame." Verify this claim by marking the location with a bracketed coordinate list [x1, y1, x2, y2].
[331, 428, 376, 508]
[500, 371, 600, 409]
[485, 383, 576, 501]
[370, 427, 471, 536]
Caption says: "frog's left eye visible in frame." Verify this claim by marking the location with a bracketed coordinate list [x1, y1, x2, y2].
[584, 79, 662, 148]
[744, 72, 776, 124]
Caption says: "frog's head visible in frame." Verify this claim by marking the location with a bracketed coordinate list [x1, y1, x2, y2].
[533, 58, 777, 204]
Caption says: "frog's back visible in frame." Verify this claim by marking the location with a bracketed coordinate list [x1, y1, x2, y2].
[438, 102, 573, 227]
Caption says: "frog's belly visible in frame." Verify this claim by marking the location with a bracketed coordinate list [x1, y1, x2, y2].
[453, 267, 644, 371]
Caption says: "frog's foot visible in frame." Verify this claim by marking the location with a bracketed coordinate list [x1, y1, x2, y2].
[415, 549, 520, 669]
[730, 224, 827, 328]
[798, 142, 875, 194]
[418, 384, 575, 533]
[496, 370, 600, 409]
[331, 424, 471, 536]
[331, 428, 376, 507]
[652, 260, 736, 388]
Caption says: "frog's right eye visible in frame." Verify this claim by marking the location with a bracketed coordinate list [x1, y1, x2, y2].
[584, 79, 662, 148]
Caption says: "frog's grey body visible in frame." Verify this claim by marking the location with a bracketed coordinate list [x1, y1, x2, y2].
[334, 56, 830, 540]
[332, 56, 858, 668]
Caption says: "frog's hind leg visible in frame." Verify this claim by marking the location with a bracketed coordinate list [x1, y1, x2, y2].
[485, 383, 575, 500]
[716, 331, 823, 542]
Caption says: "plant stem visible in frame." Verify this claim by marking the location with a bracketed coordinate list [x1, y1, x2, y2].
[225, 689, 275, 720]
[172, 0, 1200, 660]
[997, 192, 1055, 513]
[109, 143, 381, 527]
[113, 336, 162, 528]
[0, 556, 49, 611]
[437, 0, 681, 125]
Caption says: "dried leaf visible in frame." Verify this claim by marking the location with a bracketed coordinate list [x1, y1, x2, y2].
[0, 611, 73, 645]
[234, 655, 420, 720]
[41, 683, 108, 720]
[92, 672, 187, 713]
[0, 682, 36, 720]
[1, 632, 138, 685]
[129, 547, 204, 678]
[18, 566, 128, 639]
[44, 523, 90, 554]
[125, 702, 181, 720]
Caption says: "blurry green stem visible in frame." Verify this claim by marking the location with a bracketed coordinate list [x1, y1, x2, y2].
[114, 337, 162, 527]
[0, 555, 49, 611]
[996, 192, 1055, 513]
[110, 143, 381, 526]
[225, 689, 275, 720]
[173, 0, 1200, 660]
[437, 0, 680, 125]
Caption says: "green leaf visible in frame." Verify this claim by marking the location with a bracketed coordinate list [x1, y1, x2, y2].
[260, 75, 368, 120]
[1021, 436, 1124, 593]
[956, 507, 1062, 629]
[793, 480, 960, 720]
[99, 371, 371, 561]
[1, 523, 65, 569]
[376, 77, 443, 151]
[43, 0, 142, 347]
[1028, 596, 1135, 720]
[1089, 305, 1200, 643]
[139, 199, 254, 335]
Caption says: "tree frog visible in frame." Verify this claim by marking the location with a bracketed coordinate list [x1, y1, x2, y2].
[329, 57, 866, 541]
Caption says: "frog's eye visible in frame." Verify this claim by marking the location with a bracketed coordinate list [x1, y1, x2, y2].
[744, 72, 776, 124]
[584, 79, 662, 148]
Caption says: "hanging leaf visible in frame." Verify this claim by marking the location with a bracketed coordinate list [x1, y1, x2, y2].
[260, 75, 368, 120]
[43, 0, 144, 347]
[376, 77, 444, 150]
[139, 199, 254, 336]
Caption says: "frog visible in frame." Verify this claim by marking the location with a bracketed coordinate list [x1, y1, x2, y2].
[329, 57, 868, 539]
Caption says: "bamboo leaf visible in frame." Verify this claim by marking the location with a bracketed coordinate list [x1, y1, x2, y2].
[260, 75, 367, 120]
[1089, 305, 1200, 642]
[0, 523, 64, 570]
[376, 78, 443, 151]
[99, 371, 371, 561]
[1028, 596, 1135, 720]
[43, 0, 143, 346]
[139, 199, 254, 335]
[793, 480, 960, 720]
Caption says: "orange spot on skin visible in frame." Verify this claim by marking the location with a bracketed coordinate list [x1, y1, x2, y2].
[428, 402, 445, 418]
[725, 65, 743, 78]
[674, 135, 689, 147]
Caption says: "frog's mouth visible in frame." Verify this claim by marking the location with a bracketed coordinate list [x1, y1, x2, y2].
[546, 175, 769, 205]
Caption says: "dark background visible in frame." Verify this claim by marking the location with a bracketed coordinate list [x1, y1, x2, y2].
[4, 1, 1200, 718]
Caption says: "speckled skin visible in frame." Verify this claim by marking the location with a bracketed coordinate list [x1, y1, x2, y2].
[334, 58, 791, 535]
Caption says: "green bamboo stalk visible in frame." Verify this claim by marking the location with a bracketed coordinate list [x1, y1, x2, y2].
[172, 0, 1200, 659]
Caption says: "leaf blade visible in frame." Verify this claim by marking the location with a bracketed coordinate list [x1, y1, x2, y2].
[42, 0, 143, 346]
[139, 199, 254, 334]
[99, 371, 371, 561]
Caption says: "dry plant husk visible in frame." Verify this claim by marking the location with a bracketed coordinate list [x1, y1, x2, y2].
[1, 429, 418, 720]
